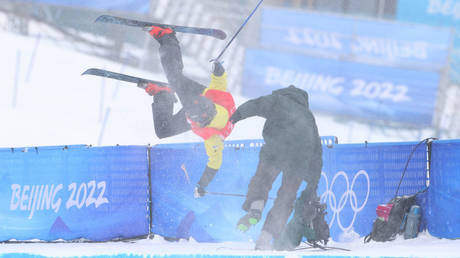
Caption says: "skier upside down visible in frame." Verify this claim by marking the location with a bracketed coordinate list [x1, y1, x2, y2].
[142, 26, 235, 198]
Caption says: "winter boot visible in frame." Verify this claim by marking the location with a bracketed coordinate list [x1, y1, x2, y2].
[237, 210, 261, 232]
[273, 216, 304, 251]
[237, 200, 264, 232]
[255, 230, 273, 250]
[148, 25, 174, 39]
[143, 82, 172, 96]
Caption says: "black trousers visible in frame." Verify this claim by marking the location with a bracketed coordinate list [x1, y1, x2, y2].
[242, 148, 321, 238]
[151, 33, 207, 138]
[151, 92, 190, 139]
[157, 34, 205, 108]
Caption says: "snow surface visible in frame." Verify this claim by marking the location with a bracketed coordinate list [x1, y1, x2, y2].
[0, 232, 459, 257]
[1, 14, 459, 258]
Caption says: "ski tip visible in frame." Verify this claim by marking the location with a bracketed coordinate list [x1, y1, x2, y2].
[215, 30, 227, 40]
[81, 68, 96, 76]
[94, 15, 110, 23]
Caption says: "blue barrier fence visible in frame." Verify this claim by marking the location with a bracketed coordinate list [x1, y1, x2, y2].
[0, 138, 458, 241]
[320, 141, 428, 240]
[0, 145, 149, 241]
[427, 139, 460, 238]
[150, 139, 427, 242]
[151, 140, 270, 242]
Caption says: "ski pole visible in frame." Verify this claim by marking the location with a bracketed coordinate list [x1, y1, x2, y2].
[211, 0, 264, 62]
[205, 191, 275, 200]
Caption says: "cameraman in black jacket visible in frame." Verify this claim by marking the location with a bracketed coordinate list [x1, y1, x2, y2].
[230, 85, 325, 250]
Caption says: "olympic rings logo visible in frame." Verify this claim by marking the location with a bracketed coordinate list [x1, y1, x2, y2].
[319, 170, 370, 232]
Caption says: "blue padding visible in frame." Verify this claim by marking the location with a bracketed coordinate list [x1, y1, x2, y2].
[321, 141, 427, 241]
[0, 145, 149, 241]
[428, 140, 460, 238]
[150, 139, 427, 242]
[150, 140, 262, 242]
[150, 138, 335, 242]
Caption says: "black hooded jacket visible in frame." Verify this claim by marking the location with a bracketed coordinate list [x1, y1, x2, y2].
[233, 85, 322, 177]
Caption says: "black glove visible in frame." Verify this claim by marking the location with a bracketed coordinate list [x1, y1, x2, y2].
[194, 185, 206, 198]
[211, 61, 225, 76]
[229, 110, 242, 124]
[194, 166, 218, 198]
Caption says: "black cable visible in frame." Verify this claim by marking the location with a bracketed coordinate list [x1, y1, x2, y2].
[394, 137, 437, 199]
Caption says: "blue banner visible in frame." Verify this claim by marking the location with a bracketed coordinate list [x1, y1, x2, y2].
[0, 145, 149, 241]
[397, 0, 460, 28]
[396, 0, 460, 83]
[242, 48, 440, 126]
[428, 139, 460, 239]
[20, 0, 150, 13]
[261, 7, 451, 71]
[150, 140, 428, 242]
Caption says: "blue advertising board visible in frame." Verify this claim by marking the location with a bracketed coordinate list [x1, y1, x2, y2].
[320, 141, 428, 240]
[261, 7, 451, 71]
[397, 0, 460, 29]
[397, 0, 460, 82]
[242, 48, 440, 126]
[20, 0, 150, 13]
[0, 145, 150, 241]
[428, 139, 460, 239]
[1, 139, 455, 242]
[150, 140, 428, 242]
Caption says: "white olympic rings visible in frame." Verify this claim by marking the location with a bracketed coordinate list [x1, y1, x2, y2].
[319, 170, 370, 232]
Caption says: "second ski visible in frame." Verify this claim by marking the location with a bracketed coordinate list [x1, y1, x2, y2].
[95, 15, 227, 40]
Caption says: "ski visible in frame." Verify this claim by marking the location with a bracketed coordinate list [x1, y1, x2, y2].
[81, 68, 168, 88]
[297, 241, 351, 252]
[95, 15, 227, 40]
[216, 244, 350, 252]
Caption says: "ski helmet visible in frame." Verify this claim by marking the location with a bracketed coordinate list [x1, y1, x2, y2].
[186, 96, 217, 127]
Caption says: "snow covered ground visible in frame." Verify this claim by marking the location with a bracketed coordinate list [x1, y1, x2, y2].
[1, 13, 459, 258]
[0, 232, 458, 257]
